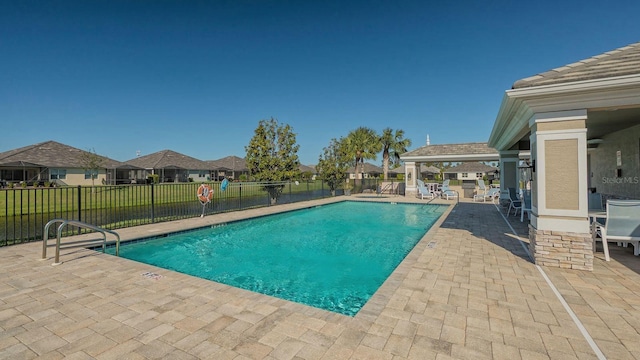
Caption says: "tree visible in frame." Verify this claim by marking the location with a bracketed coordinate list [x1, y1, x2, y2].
[344, 127, 381, 189]
[317, 137, 350, 196]
[380, 128, 412, 180]
[79, 148, 104, 187]
[245, 118, 301, 204]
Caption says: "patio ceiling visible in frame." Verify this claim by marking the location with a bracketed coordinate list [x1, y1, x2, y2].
[497, 106, 640, 150]
[587, 106, 640, 140]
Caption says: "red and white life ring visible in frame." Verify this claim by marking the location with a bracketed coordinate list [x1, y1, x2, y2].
[197, 184, 213, 204]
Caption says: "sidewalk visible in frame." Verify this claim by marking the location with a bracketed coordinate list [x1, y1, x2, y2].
[1, 196, 640, 359]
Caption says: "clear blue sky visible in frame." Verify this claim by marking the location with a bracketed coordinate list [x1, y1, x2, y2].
[2, 1, 639, 165]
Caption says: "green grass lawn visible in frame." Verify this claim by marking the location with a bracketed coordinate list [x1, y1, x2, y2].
[0, 181, 327, 217]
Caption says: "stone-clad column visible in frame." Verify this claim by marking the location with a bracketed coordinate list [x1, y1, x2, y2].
[528, 110, 592, 270]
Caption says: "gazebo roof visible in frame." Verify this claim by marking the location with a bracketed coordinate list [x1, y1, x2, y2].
[401, 142, 500, 162]
[513, 42, 640, 89]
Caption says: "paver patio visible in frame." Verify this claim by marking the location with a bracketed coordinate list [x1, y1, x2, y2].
[2, 195, 640, 359]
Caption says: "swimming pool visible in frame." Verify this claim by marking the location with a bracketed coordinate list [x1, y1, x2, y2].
[108, 201, 446, 316]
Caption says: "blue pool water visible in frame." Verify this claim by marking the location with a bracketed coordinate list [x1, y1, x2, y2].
[108, 201, 446, 316]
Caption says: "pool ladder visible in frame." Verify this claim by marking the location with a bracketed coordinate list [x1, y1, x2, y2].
[41, 219, 121, 265]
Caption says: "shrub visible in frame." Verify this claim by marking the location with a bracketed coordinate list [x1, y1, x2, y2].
[147, 174, 159, 184]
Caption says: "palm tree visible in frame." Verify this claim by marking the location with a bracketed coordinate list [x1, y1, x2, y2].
[345, 127, 381, 188]
[380, 128, 412, 180]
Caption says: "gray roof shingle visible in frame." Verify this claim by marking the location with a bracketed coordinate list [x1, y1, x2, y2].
[513, 41, 640, 89]
[126, 150, 211, 170]
[299, 164, 316, 173]
[347, 163, 383, 174]
[0, 140, 130, 169]
[205, 156, 248, 171]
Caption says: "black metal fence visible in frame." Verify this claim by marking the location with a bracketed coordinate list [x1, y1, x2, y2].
[0, 178, 402, 246]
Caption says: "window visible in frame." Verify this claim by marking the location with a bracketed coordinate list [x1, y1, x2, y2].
[84, 170, 98, 179]
[461, 173, 468, 178]
[50, 169, 67, 180]
[199, 171, 207, 178]
[476, 173, 483, 178]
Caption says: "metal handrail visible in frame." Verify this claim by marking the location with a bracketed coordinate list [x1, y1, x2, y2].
[42, 219, 120, 265]
[378, 182, 397, 197]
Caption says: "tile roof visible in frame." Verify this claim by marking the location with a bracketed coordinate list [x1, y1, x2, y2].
[445, 162, 498, 173]
[402, 142, 496, 157]
[125, 150, 211, 170]
[0, 140, 129, 169]
[513, 41, 640, 89]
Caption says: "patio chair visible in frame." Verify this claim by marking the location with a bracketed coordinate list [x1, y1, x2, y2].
[416, 179, 435, 200]
[474, 179, 499, 202]
[520, 190, 532, 222]
[588, 192, 604, 211]
[473, 179, 489, 202]
[441, 179, 458, 200]
[507, 187, 522, 216]
[488, 186, 501, 203]
[593, 200, 640, 261]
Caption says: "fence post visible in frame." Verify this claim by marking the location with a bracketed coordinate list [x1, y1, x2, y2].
[150, 183, 155, 223]
[76, 185, 81, 223]
[77, 185, 82, 235]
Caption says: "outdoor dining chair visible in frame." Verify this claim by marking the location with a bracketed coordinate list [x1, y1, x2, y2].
[507, 187, 522, 216]
[592, 199, 640, 262]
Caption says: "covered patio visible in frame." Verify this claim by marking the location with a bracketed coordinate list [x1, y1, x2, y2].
[400, 142, 530, 199]
[489, 41, 640, 271]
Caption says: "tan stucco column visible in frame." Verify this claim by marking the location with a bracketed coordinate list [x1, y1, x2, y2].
[528, 110, 592, 270]
[499, 151, 519, 203]
[405, 161, 417, 196]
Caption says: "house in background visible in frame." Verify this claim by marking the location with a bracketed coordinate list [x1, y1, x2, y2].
[299, 164, 317, 180]
[347, 162, 383, 180]
[420, 165, 441, 180]
[126, 150, 212, 183]
[206, 156, 249, 181]
[394, 164, 445, 181]
[444, 162, 498, 181]
[0, 140, 139, 186]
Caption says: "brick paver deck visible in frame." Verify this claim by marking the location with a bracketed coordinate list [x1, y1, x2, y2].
[2, 195, 640, 359]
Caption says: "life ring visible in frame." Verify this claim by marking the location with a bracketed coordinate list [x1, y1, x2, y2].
[220, 178, 229, 191]
[197, 184, 213, 204]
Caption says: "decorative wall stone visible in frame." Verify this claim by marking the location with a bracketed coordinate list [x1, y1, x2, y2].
[529, 225, 593, 271]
